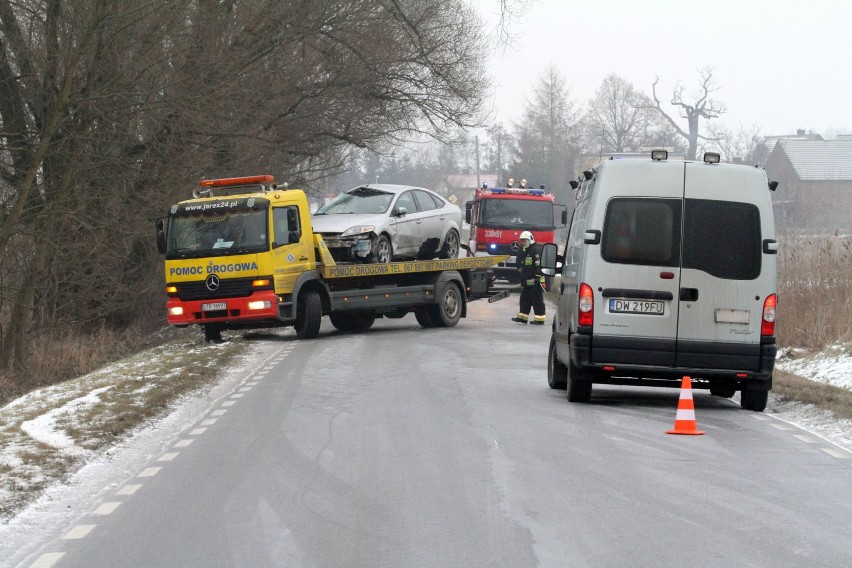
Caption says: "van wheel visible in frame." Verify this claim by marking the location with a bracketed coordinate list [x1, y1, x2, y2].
[547, 335, 567, 390]
[567, 359, 592, 403]
[203, 324, 222, 343]
[741, 388, 768, 412]
[295, 289, 322, 339]
[710, 383, 737, 398]
[431, 282, 463, 327]
[415, 305, 437, 328]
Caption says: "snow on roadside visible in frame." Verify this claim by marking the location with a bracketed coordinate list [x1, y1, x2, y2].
[19, 387, 113, 454]
[775, 345, 852, 391]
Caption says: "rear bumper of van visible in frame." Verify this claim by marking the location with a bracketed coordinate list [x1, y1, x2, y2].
[566, 331, 775, 389]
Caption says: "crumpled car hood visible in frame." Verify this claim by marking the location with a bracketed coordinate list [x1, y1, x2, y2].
[310, 213, 388, 234]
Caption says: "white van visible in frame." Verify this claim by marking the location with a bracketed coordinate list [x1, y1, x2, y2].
[542, 151, 778, 411]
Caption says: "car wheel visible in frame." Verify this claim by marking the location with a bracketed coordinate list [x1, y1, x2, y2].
[370, 234, 393, 264]
[547, 335, 567, 390]
[439, 229, 460, 259]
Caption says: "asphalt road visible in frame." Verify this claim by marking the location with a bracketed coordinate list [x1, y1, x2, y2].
[7, 293, 852, 567]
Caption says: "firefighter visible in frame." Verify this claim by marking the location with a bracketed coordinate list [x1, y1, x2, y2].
[512, 230, 546, 324]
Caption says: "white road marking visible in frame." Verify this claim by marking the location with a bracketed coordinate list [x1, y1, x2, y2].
[29, 552, 65, 567]
[771, 423, 793, 431]
[63, 525, 95, 539]
[221, 401, 235, 407]
[93, 502, 121, 515]
[239, 387, 252, 392]
[175, 438, 195, 447]
[116, 484, 142, 495]
[211, 409, 227, 416]
[230, 393, 244, 399]
[794, 434, 818, 443]
[821, 448, 849, 459]
[189, 428, 207, 435]
[138, 467, 161, 477]
[200, 419, 217, 426]
[158, 452, 179, 462]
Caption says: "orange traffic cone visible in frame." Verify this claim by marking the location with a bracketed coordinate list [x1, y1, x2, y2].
[666, 376, 705, 435]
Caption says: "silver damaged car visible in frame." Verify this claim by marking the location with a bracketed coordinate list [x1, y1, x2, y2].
[311, 184, 462, 263]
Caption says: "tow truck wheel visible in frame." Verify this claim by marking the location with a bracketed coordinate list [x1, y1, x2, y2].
[414, 305, 437, 328]
[429, 282, 462, 327]
[547, 335, 567, 390]
[203, 324, 222, 343]
[439, 229, 460, 259]
[295, 289, 322, 339]
[370, 234, 393, 264]
[740, 387, 768, 412]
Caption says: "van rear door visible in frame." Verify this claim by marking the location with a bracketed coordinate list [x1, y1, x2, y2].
[676, 164, 773, 371]
[592, 161, 684, 367]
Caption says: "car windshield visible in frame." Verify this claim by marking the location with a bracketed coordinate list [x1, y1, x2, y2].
[479, 198, 555, 230]
[166, 198, 269, 259]
[315, 187, 393, 215]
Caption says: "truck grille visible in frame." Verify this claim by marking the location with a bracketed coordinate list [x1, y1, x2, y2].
[174, 277, 257, 301]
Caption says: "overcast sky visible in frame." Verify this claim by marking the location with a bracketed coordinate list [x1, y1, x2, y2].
[472, 0, 852, 137]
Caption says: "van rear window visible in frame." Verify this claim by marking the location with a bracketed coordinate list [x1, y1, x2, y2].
[683, 199, 761, 280]
[602, 198, 681, 266]
[602, 197, 762, 280]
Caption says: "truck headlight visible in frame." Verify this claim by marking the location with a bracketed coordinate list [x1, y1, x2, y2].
[341, 225, 375, 237]
[247, 300, 272, 310]
[168, 306, 184, 316]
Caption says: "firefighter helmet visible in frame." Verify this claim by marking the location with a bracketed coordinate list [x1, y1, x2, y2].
[519, 231, 534, 243]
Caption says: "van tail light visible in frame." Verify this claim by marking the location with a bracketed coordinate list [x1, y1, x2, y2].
[761, 294, 777, 336]
[578, 283, 594, 326]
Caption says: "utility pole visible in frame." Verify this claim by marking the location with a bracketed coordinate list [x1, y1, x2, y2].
[475, 135, 481, 189]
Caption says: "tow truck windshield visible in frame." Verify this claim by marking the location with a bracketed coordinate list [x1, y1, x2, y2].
[166, 197, 269, 259]
[478, 199, 555, 230]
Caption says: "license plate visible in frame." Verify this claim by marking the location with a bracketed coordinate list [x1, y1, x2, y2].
[609, 299, 665, 315]
[201, 302, 226, 311]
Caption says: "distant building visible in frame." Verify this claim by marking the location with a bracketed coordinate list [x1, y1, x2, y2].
[754, 129, 824, 167]
[763, 138, 852, 232]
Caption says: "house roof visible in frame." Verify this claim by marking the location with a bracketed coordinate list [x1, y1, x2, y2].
[776, 139, 852, 181]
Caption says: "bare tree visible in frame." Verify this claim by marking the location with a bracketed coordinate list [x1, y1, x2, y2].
[511, 66, 581, 203]
[706, 122, 764, 165]
[582, 74, 657, 153]
[650, 67, 726, 160]
[0, 0, 488, 372]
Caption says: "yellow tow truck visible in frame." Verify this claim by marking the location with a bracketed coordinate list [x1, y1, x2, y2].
[156, 175, 510, 341]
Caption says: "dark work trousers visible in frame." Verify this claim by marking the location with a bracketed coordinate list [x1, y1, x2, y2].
[519, 284, 545, 317]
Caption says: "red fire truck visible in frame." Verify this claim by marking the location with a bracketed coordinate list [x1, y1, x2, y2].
[464, 178, 568, 285]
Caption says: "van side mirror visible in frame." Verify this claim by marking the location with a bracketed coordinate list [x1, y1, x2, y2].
[768, 180, 779, 191]
[559, 206, 568, 227]
[541, 243, 558, 274]
[584, 230, 601, 245]
[155, 217, 167, 254]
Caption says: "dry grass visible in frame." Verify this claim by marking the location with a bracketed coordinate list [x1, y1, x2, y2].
[773, 369, 852, 422]
[0, 330, 249, 519]
[777, 232, 852, 348]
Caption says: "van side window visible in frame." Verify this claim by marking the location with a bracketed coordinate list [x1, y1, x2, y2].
[602, 198, 681, 266]
[683, 199, 761, 280]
